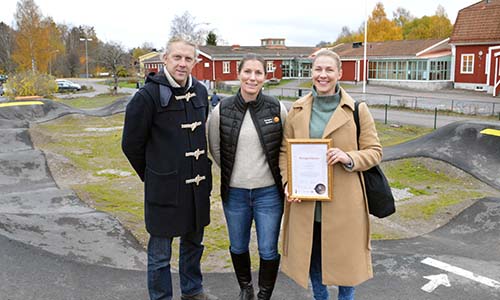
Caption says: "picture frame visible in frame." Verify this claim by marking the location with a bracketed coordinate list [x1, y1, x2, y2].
[286, 139, 333, 201]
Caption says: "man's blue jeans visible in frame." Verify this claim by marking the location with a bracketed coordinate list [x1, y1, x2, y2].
[310, 222, 355, 300]
[223, 185, 283, 260]
[147, 229, 205, 300]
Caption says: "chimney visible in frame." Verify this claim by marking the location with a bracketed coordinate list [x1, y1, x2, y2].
[231, 44, 241, 51]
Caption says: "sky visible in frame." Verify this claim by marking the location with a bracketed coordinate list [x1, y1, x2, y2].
[1, 0, 478, 51]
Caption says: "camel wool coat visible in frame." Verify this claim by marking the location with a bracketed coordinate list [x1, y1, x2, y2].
[279, 88, 382, 288]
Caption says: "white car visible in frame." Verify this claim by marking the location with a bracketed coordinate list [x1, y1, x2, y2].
[56, 79, 81, 92]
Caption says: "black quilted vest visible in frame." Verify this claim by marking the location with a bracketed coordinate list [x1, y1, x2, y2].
[219, 91, 283, 201]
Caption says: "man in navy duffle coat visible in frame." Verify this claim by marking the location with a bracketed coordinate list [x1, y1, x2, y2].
[122, 37, 216, 300]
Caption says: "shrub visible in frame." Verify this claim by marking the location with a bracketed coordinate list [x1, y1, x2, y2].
[4, 71, 58, 99]
[116, 66, 129, 77]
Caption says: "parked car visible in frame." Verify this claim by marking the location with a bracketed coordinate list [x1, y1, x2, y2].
[0, 85, 4, 96]
[56, 79, 81, 92]
[267, 78, 280, 85]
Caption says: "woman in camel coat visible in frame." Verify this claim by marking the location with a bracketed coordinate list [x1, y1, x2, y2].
[278, 50, 382, 300]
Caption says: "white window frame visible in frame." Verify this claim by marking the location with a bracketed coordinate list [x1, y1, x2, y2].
[266, 61, 274, 73]
[223, 61, 231, 74]
[460, 54, 474, 74]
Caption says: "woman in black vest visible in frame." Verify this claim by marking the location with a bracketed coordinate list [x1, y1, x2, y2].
[208, 53, 287, 300]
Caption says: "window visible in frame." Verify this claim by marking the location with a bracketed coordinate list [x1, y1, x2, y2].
[223, 61, 230, 74]
[267, 61, 274, 73]
[368, 61, 376, 79]
[430, 60, 450, 80]
[461, 54, 474, 74]
[396, 61, 407, 80]
[368, 60, 429, 81]
[408, 61, 427, 80]
[282, 61, 291, 77]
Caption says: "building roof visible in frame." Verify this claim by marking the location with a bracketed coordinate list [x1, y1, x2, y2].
[143, 55, 162, 64]
[138, 51, 160, 62]
[327, 39, 451, 60]
[198, 45, 318, 60]
[142, 45, 318, 63]
[450, 0, 500, 44]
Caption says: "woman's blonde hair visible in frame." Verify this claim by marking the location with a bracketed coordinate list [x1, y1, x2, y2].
[312, 49, 342, 70]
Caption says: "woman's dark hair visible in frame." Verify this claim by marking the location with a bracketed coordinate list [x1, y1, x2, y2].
[238, 53, 266, 74]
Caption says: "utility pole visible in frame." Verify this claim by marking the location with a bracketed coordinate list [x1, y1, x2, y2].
[363, 0, 368, 98]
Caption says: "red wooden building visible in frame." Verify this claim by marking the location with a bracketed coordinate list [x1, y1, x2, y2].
[142, 38, 317, 89]
[325, 39, 452, 91]
[449, 0, 500, 96]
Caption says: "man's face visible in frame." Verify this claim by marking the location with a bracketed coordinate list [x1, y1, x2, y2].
[163, 41, 196, 87]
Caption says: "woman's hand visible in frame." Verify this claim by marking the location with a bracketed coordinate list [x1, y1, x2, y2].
[284, 184, 301, 203]
[326, 147, 352, 166]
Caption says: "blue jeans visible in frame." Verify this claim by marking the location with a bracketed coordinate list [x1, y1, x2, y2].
[223, 185, 283, 260]
[147, 229, 205, 300]
[310, 222, 355, 300]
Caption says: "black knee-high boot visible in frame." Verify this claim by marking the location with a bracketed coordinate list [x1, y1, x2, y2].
[230, 251, 255, 300]
[257, 255, 280, 300]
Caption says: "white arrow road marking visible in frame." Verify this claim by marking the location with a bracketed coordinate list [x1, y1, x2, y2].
[421, 274, 451, 293]
[421, 257, 500, 289]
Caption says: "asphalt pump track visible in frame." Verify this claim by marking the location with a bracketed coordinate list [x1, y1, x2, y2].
[0, 99, 499, 299]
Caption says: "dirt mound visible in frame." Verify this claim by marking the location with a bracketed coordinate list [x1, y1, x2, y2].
[384, 121, 500, 189]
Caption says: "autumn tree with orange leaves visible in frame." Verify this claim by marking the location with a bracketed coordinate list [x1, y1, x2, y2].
[12, 0, 57, 72]
[332, 2, 453, 46]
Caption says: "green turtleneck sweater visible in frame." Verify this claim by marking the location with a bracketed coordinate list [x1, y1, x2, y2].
[309, 84, 341, 222]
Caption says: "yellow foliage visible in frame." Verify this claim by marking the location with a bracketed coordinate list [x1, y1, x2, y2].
[12, 0, 64, 73]
[367, 2, 403, 41]
[3, 71, 58, 99]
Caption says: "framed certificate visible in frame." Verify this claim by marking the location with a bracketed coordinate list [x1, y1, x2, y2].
[287, 139, 333, 201]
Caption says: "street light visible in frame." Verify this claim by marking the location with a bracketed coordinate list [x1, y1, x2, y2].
[79, 37, 93, 79]
[48, 49, 59, 75]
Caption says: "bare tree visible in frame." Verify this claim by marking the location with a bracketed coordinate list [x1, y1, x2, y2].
[0, 22, 16, 73]
[316, 41, 331, 47]
[99, 41, 129, 94]
[393, 7, 414, 27]
[170, 11, 209, 45]
[435, 5, 447, 17]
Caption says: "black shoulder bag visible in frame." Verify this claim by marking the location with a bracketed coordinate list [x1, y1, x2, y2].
[353, 102, 395, 218]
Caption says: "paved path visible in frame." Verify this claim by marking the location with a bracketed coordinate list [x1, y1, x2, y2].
[265, 80, 500, 116]
[56, 78, 137, 99]
[1, 96, 499, 299]
[0, 100, 146, 272]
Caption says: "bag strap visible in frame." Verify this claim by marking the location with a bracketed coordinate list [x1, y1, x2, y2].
[353, 101, 360, 149]
[353, 102, 365, 190]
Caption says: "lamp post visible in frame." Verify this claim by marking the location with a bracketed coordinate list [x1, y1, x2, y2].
[363, 0, 368, 98]
[48, 49, 59, 75]
[297, 55, 303, 86]
[79, 37, 93, 79]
